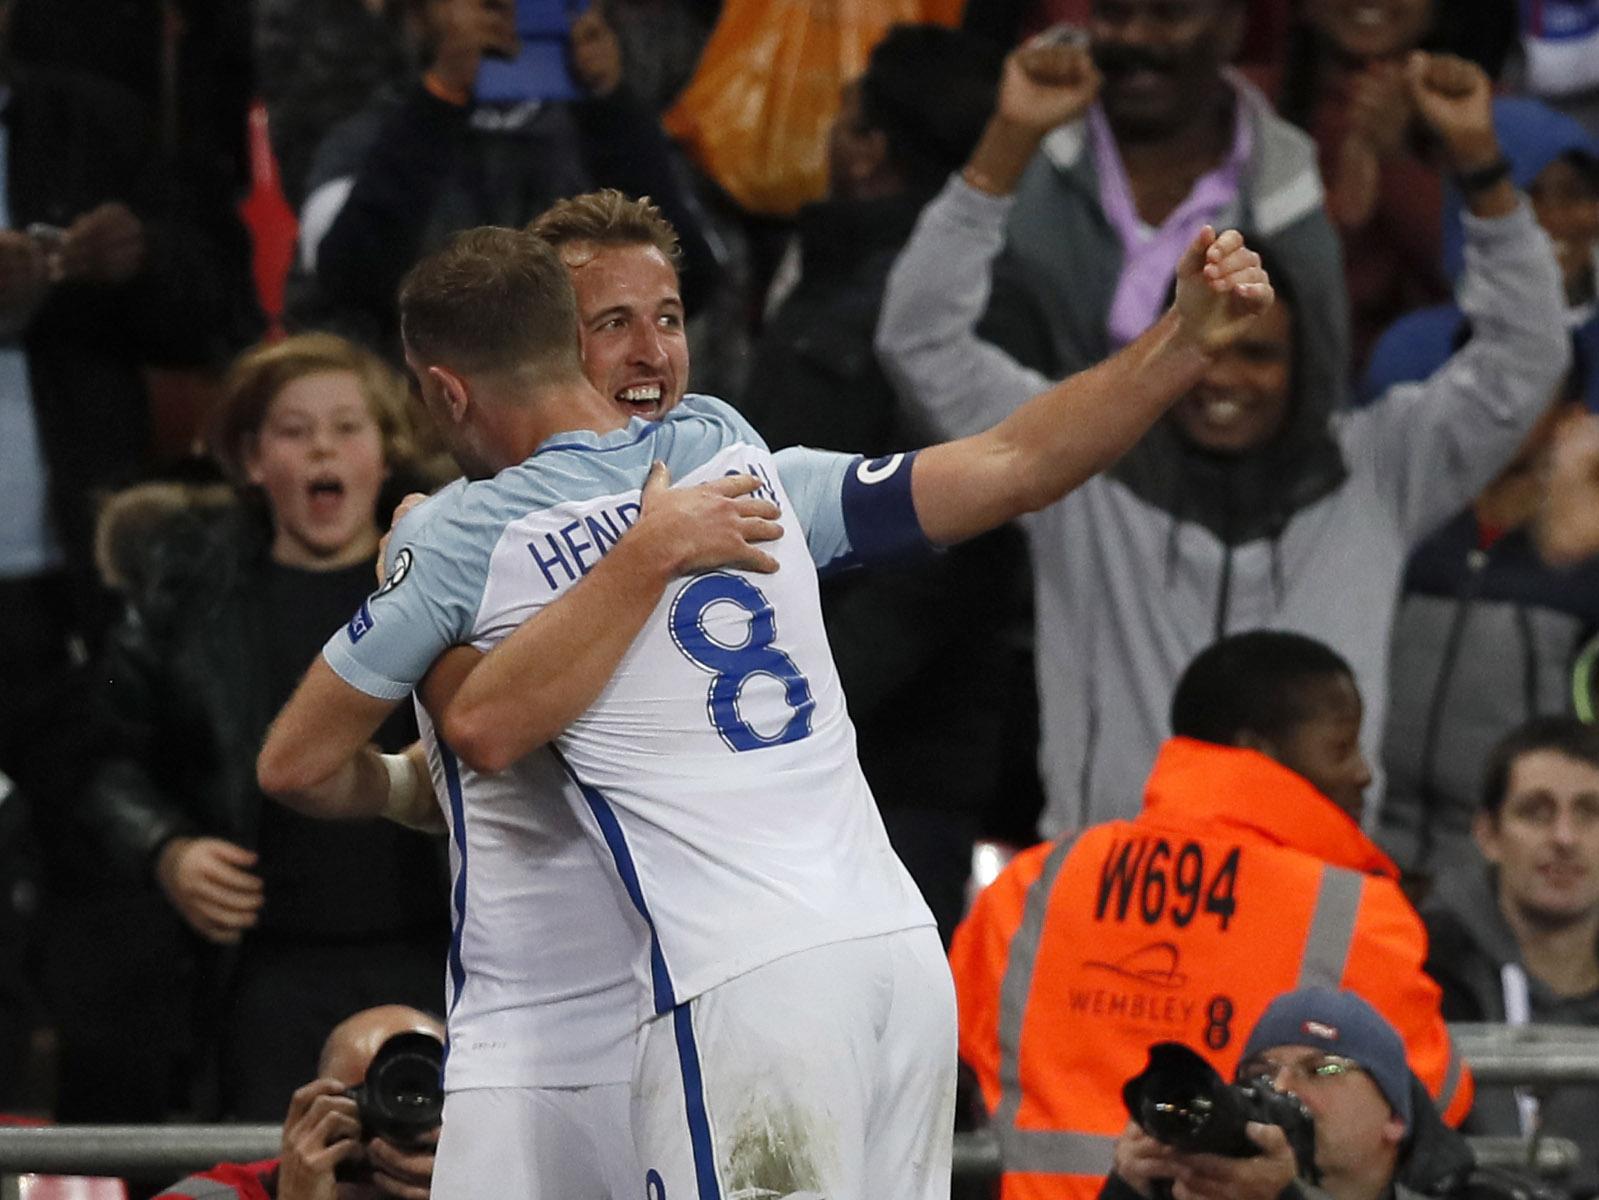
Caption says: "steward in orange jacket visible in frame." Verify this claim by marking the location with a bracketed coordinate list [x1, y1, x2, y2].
[951, 637, 1471, 1200]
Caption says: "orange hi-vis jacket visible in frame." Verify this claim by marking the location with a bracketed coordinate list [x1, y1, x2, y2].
[949, 738, 1471, 1200]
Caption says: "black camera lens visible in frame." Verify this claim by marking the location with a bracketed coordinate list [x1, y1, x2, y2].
[349, 1031, 445, 1145]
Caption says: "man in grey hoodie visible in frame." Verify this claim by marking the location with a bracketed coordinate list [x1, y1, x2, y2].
[1423, 716, 1599, 1196]
[877, 38, 1569, 837]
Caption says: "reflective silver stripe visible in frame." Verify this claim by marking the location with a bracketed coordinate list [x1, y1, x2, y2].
[1437, 1036, 1465, 1115]
[1297, 865, 1363, 988]
[999, 1127, 1119, 1176]
[995, 835, 1095, 1173]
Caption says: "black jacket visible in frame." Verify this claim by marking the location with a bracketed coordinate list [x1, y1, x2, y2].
[86, 501, 285, 874]
[83, 498, 440, 927]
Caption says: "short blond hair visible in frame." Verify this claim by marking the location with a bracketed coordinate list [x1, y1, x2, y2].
[209, 332, 418, 482]
[528, 189, 681, 267]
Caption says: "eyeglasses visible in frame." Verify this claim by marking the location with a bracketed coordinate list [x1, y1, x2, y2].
[1238, 1053, 1367, 1086]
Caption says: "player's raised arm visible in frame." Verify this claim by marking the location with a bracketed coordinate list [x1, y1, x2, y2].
[439, 464, 783, 774]
[906, 225, 1273, 545]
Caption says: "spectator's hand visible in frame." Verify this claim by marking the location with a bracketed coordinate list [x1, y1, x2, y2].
[58, 203, 146, 286]
[154, 835, 265, 945]
[996, 33, 1101, 135]
[1168, 1122, 1298, 1200]
[377, 492, 431, 586]
[430, 0, 519, 98]
[367, 1127, 438, 1199]
[1171, 226, 1274, 353]
[278, 1079, 363, 1200]
[1405, 52, 1498, 172]
[570, 9, 622, 97]
[634, 461, 783, 576]
[0, 230, 52, 324]
[1539, 413, 1599, 565]
[1112, 1122, 1182, 1200]
[1346, 61, 1412, 159]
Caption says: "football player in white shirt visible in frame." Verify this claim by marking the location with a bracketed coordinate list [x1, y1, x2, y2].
[255, 214, 1266, 1200]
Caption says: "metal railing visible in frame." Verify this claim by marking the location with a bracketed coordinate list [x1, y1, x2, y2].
[949, 1132, 1580, 1179]
[0, 1126, 278, 1181]
[1, 1023, 1596, 1184]
[1448, 1023, 1599, 1085]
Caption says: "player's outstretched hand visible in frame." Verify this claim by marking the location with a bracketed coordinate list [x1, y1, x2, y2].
[1172, 226, 1273, 354]
[638, 461, 784, 576]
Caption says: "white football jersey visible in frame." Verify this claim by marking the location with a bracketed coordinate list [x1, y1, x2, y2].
[325, 395, 935, 1073]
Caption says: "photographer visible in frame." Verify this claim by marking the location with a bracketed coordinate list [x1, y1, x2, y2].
[155, 1005, 443, 1200]
[1108, 988, 1520, 1200]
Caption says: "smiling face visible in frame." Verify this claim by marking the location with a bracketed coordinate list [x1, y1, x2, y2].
[1477, 749, 1599, 929]
[245, 370, 386, 569]
[565, 241, 688, 423]
[1170, 297, 1295, 455]
[1306, 0, 1433, 61]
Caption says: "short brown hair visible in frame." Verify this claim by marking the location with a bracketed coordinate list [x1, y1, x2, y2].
[209, 332, 418, 482]
[1481, 716, 1599, 818]
[528, 189, 681, 267]
[399, 226, 583, 378]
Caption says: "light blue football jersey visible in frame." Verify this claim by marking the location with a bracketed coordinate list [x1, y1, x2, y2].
[324, 395, 935, 1074]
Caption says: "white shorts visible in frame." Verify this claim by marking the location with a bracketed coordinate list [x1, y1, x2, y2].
[632, 927, 956, 1200]
[431, 1081, 639, 1199]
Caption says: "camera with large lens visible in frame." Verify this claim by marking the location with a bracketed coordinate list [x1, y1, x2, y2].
[1122, 1042, 1318, 1182]
[346, 1030, 445, 1146]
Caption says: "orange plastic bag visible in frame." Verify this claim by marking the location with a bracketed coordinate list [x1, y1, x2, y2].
[664, 0, 963, 217]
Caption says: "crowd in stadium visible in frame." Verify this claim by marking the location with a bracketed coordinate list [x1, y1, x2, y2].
[2, 1, 1599, 1198]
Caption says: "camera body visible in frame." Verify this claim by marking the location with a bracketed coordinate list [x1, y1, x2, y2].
[346, 1030, 445, 1147]
[1122, 1042, 1319, 1182]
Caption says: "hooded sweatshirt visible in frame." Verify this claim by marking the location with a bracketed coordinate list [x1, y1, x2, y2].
[1423, 867, 1599, 1196]
[878, 130, 1569, 836]
[1363, 99, 1599, 873]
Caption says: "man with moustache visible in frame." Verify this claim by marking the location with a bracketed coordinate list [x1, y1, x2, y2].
[1423, 717, 1599, 1195]
[881, 1, 1351, 839]
[878, 31, 1570, 841]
